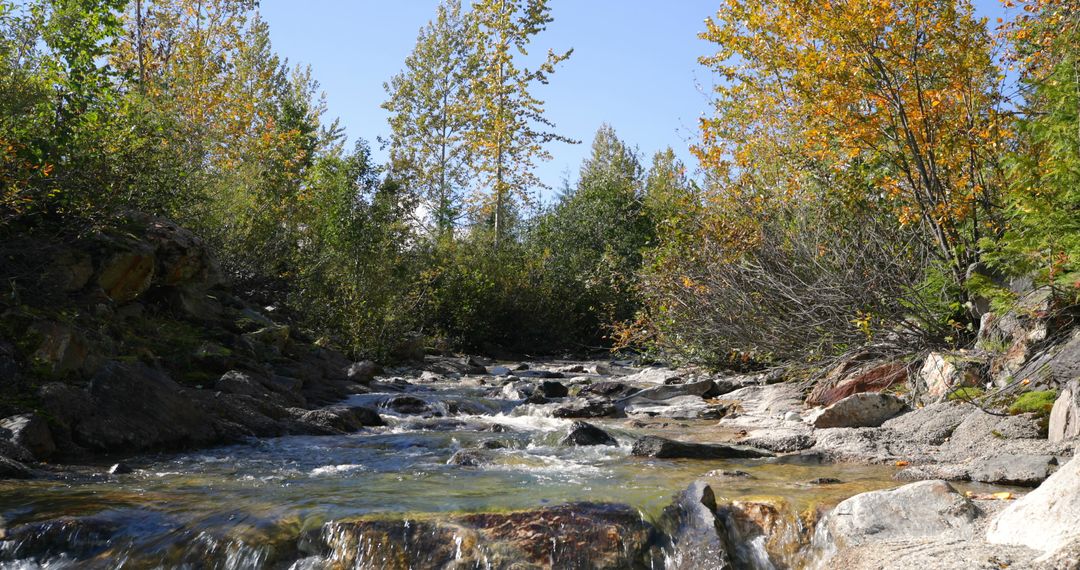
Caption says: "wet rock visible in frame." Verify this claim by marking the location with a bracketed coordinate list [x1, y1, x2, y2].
[538, 380, 569, 398]
[631, 436, 773, 459]
[98, 246, 156, 303]
[447, 449, 487, 466]
[517, 369, 565, 379]
[660, 481, 733, 569]
[804, 477, 843, 485]
[489, 365, 512, 376]
[811, 393, 907, 429]
[0, 413, 55, 460]
[624, 395, 730, 420]
[108, 462, 134, 475]
[560, 421, 617, 446]
[1049, 378, 1080, 443]
[523, 392, 549, 405]
[807, 360, 907, 407]
[486, 423, 513, 433]
[720, 499, 806, 569]
[969, 454, 1058, 487]
[0, 455, 32, 479]
[345, 360, 378, 385]
[308, 503, 656, 570]
[987, 455, 1080, 555]
[705, 469, 753, 479]
[299, 406, 384, 434]
[500, 380, 535, 400]
[919, 352, 987, 402]
[382, 395, 432, 416]
[826, 480, 979, 548]
[578, 381, 640, 399]
[479, 439, 508, 450]
[551, 398, 618, 419]
[557, 364, 587, 374]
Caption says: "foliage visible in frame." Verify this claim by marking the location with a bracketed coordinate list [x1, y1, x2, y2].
[947, 386, 986, 401]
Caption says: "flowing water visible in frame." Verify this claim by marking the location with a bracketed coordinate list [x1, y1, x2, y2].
[0, 372, 904, 569]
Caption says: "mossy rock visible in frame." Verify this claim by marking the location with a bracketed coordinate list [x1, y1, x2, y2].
[947, 387, 985, 401]
[1008, 390, 1057, 416]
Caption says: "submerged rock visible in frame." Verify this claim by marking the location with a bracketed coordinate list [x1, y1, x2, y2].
[305, 502, 656, 569]
[447, 449, 487, 467]
[811, 393, 907, 429]
[560, 421, 617, 447]
[631, 436, 773, 459]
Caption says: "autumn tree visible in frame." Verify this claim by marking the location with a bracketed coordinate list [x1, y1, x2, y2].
[696, 0, 1006, 292]
[465, 0, 575, 248]
[383, 0, 473, 239]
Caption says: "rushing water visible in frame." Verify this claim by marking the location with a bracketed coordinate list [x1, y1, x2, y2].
[0, 373, 903, 569]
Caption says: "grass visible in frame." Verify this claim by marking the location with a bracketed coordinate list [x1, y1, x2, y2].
[947, 386, 985, 401]
[1008, 390, 1058, 416]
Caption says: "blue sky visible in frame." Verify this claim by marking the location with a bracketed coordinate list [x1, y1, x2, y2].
[261, 1, 1011, 203]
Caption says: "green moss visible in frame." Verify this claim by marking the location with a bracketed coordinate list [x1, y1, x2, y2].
[947, 386, 985, 401]
[1008, 390, 1058, 416]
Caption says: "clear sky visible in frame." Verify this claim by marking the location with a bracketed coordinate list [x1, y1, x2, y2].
[261, 1, 1011, 203]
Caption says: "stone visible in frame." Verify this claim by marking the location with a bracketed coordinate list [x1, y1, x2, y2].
[97, 247, 156, 303]
[719, 383, 804, 418]
[624, 395, 730, 420]
[516, 369, 564, 379]
[987, 455, 1080, 555]
[0, 414, 55, 460]
[523, 392, 548, 405]
[0, 455, 32, 479]
[659, 481, 733, 569]
[29, 321, 90, 377]
[538, 380, 569, 398]
[631, 436, 773, 459]
[705, 469, 753, 479]
[215, 370, 267, 398]
[382, 395, 432, 416]
[1002, 329, 1080, 390]
[620, 379, 719, 402]
[446, 449, 487, 467]
[307, 503, 655, 569]
[969, 454, 1058, 487]
[557, 364, 587, 374]
[551, 398, 618, 419]
[144, 217, 220, 288]
[825, 480, 979, 547]
[300, 406, 384, 434]
[244, 325, 290, 351]
[489, 365, 512, 376]
[49, 249, 93, 292]
[500, 381, 534, 399]
[620, 367, 684, 385]
[807, 360, 907, 407]
[811, 393, 907, 429]
[578, 381, 640, 399]
[919, 352, 988, 402]
[1050, 379, 1080, 442]
[560, 421, 617, 446]
[345, 360, 378, 384]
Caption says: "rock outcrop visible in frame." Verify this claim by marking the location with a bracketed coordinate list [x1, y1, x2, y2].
[987, 455, 1080, 556]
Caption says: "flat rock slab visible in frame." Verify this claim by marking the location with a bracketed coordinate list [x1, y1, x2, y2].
[631, 436, 773, 459]
[969, 454, 1057, 487]
[825, 480, 979, 547]
[812, 393, 907, 429]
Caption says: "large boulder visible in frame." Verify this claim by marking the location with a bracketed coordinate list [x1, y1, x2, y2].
[968, 454, 1058, 487]
[631, 436, 773, 459]
[97, 244, 155, 303]
[976, 287, 1056, 382]
[345, 360, 379, 385]
[29, 321, 90, 377]
[1049, 379, 1080, 442]
[68, 362, 220, 451]
[659, 481, 733, 569]
[918, 352, 986, 402]
[560, 421, 617, 447]
[987, 455, 1080, 555]
[997, 328, 1080, 391]
[811, 392, 907, 429]
[0, 414, 55, 460]
[825, 480, 979, 547]
[143, 217, 219, 289]
[299, 406, 384, 434]
[807, 360, 907, 407]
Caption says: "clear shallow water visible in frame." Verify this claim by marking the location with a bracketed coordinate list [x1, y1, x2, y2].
[0, 377, 903, 568]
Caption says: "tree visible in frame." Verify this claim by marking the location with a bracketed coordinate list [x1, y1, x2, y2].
[383, 0, 473, 239]
[696, 0, 1006, 293]
[465, 0, 574, 248]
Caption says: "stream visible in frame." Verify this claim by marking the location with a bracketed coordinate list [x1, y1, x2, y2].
[0, 363, 905, 569]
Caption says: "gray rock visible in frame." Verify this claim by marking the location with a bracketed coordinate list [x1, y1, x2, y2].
[383, 395, 432, 415]
[631, 436, 773, 459]
[0, 455, 31, 479]
[500, 381, 534, 400]
[560, 421, 617, 446]
[969, 454, 1058, 487]
[624, 395, 729, 420]
[0, 414, 55, 460]
[578, 381, 640, 399]
[987, 455, 1080, 555]
[1049, 379, 1080, 443]
[215, 370, 267, 398]
[516, 369, 564, 379]
[825, 480, 979, 548]
[300, 406, 384, 434]
[489, 365, 512, 376]
[704, 469, 753, 479]
[538, 380, 568, 398]
[447, 449, 486, 467]
[660, 481, 733, 569]
[346, 360, 378, 384]
[620, 367, 684, 385]
[620, 379, 719, 403]
[552, 399, 618, 419]
[741, 430, 815, 453]
[812, 393, 907, 429]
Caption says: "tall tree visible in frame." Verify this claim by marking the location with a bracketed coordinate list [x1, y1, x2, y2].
[465, 0, 574, 248]
[383, 0, 473, 239]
